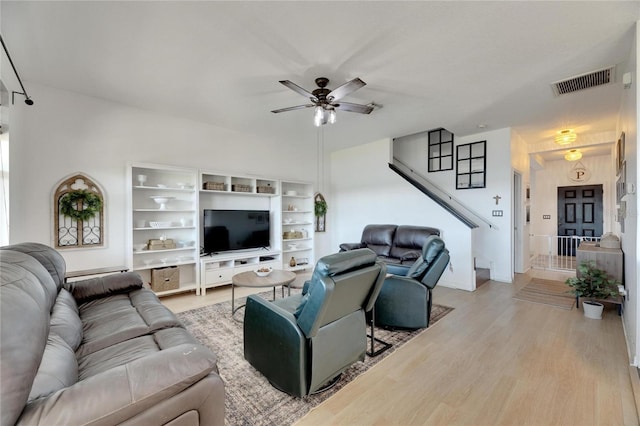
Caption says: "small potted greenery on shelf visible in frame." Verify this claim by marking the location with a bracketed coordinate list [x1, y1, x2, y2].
[566, 261, 620, 319]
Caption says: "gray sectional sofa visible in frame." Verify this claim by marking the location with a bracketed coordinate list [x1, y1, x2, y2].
[1, 242, 224, 426]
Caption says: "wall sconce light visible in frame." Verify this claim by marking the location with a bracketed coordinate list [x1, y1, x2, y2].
[555, 129, 577, 145]
[564, 149, 582, 161]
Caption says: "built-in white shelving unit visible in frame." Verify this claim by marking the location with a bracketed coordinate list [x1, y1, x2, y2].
[127, 163, 199, 296]
[281, 180, 315, 272]
[128, 166, 315, 296]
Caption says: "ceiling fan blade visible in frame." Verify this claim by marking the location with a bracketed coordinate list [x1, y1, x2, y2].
[279, 80, 317, 101]
[327, 77, 366, 101]
[334, 102, 374, 114]
[271, 104, 315, 113]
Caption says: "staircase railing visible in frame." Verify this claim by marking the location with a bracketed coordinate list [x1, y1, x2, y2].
[390, 158, 497, 229]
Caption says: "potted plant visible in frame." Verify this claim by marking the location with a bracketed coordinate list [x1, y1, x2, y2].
[566, 261, 620, 319]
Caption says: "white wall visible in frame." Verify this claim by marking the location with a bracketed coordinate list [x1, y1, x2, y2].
[618, 21, 638, 366]
[9, 83, 316, 271]
[330, 138, 475, 291]
[393, 127, 514, 282]
[511, 130, 531, 272]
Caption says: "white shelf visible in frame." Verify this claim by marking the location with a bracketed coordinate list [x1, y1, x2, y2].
[284, 264, 312, 272]
[134, 186, 195, 192]
[283, 248, 312, 254]
[152, 282, 198, 297]
[129, 162, 200, 296]
[133, 247, 197, 255]
[281, 180, 315, 272]
[282, 194, 312, 199]
[134, 226, 196, 231]
[133, 209, 195, 212]
[200, 189, 278, 197]
[134, 260, 197, 270]
[200, 249, 282, 294]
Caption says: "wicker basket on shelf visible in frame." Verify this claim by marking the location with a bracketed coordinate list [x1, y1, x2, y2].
[257, 186, 275, 194]
[203, 181, 225, 191]
[283, 231, 303, 240]
[150, 266, 180, 292]
[232, 184, 252, 193]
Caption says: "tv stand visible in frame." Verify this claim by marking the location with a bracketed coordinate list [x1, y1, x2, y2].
[199, 249, 281, 295]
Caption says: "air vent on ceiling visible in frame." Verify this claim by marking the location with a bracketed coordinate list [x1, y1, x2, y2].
[551, 66, 615, 96]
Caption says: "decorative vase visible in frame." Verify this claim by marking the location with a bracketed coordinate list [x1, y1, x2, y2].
[583, 300, 604, 319]
[289, 257, 296, 267]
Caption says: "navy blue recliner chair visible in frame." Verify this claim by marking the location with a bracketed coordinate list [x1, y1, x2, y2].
[374, 235, 449, 329]
[243, 248, 386, 397]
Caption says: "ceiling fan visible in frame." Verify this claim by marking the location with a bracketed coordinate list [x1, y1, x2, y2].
[271, 77, 373, 126]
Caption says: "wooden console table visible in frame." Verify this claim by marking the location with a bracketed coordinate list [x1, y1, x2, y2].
[576, 294, 624, 316]
[65, 265, 129, 282]
[576, 242, 623, 283]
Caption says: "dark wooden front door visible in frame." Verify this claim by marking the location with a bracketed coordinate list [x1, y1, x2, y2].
[557, 185, 603, 256]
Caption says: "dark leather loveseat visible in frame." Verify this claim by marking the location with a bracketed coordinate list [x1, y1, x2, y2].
[340, 224, 440, 275]
[1, 243, 225, 425]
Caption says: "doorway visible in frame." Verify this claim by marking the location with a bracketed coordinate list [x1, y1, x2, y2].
[513, 172, 523, 275]
[557, 184, 603, 256]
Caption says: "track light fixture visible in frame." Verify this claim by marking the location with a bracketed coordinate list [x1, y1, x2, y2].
[1, 34, 34, 106]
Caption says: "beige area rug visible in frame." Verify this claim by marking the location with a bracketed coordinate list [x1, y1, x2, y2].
[513, 278, 575, 310]
[177, 291, 453, 426]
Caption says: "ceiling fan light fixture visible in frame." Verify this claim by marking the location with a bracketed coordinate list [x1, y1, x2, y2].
[313, 106, 324, 127]
[272, 77, 371, 126]
[328, 109, 336, 124]
[555, 129, 577, 145]
[564, 149, 582, 161]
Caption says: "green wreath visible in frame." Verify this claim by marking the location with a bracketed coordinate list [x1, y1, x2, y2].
[60, 190, 102, 222]
[314, 199, 328, 217]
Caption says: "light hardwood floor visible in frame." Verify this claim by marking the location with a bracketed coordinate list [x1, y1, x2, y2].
[162, 270, 639, 425]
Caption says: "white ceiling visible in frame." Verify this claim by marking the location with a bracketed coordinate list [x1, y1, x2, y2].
[1, 1, 638, 154]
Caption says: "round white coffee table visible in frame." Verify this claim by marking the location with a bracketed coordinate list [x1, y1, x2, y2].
[231, 270, 296, 317]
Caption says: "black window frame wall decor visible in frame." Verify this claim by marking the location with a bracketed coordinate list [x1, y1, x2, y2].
[427, 128, 454, 172]
[456, 140, 486, 189]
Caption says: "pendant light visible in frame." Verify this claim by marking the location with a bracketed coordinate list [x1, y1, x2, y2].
[555, 129, 577, 145]
[564, 149, 582, 161]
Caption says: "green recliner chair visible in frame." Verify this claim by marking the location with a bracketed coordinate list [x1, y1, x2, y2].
[243, 248, 386, 397]
[374, 235, 450, 329]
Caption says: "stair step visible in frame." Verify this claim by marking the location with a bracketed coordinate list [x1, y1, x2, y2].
[476, 268, 490, 287]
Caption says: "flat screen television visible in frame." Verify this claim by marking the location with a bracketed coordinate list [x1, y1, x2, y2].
[203, 209, 270, 254]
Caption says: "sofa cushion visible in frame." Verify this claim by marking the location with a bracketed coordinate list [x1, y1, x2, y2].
[1, 253, 53, 426]
[361, 224, 396, 257]
[50, 289, 83, 351]
[28, 333, 78, 402]
[1, 242, 66, 291]
[76, 289, 183, 358]
[65, 272, 143, 303]
[377, 255, 402, 265]
[78, 328, 201, 380]
[78, 335, 159, 380]
[389, 225, 440, 261]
